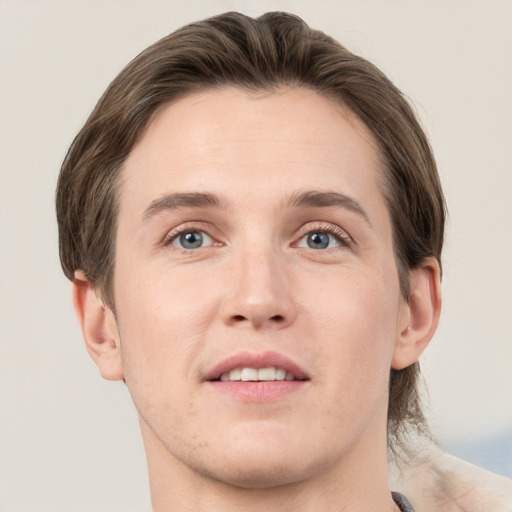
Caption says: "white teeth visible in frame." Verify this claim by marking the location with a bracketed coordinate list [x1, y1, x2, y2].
[218, 367, 296, 382]
[241, 368, 258, 381]
[275, 368, 286, 381]
[258, 367, 276, 380]
[229, 368, 241, 381]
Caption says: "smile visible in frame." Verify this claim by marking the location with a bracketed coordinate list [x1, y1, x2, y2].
[204, 351, 310, 401]
[218, 367, 301, 382]
[203, 350, 309, 382]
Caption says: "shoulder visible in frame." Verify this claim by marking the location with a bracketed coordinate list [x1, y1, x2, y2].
[391, 444, 512, 512]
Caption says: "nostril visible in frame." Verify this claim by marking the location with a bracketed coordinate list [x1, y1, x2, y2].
[231, 314, 285, 323]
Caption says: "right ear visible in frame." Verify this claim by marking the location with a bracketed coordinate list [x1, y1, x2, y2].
[72, 270, 124, 381]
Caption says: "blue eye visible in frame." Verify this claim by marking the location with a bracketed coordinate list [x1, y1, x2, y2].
[297, 231, 343, 250]
[307, 232, 330, 249]
[171, 231, 213, 249]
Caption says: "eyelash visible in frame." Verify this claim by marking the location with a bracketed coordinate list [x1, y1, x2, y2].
[162, 222, 216, 249]
[162, 222, 353, 250]
[295, 223, 353, 249]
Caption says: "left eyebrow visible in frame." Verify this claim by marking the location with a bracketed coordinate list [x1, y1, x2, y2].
[288, 190, 372, 227]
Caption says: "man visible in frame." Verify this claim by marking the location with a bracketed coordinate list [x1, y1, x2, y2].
[56, 11, 511, 511]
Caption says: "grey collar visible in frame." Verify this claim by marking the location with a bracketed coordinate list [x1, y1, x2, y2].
[392, 492, 415, 512]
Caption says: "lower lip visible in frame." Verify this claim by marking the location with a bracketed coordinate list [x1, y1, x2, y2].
[206, 380, 307, 401]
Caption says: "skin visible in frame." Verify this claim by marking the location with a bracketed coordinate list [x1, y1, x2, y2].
[73, 87, 441, 511]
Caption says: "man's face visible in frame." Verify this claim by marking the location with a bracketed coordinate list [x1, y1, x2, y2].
[112, 88, 408, 486]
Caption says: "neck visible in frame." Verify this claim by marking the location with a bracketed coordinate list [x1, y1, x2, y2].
[141, 413, 398, 511]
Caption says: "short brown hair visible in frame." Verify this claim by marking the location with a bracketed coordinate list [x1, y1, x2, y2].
[56, 11, 446, 453]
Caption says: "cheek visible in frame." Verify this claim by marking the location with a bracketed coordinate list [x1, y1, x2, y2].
[114, 264, 220, 396]
[305, 266, 400, 384]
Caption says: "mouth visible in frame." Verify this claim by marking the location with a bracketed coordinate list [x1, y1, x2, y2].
[203, 350, 309, 382]
[203, 351, 309, 401]
[216, 366, 305, 382]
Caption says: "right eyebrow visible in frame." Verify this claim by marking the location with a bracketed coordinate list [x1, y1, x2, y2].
[142, 192, 223, 223]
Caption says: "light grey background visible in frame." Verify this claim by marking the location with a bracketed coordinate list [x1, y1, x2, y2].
[1, 1, 511, 511]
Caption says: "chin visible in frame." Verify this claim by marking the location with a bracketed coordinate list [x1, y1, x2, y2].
[196, 455, 315, 489]
[185, 433, 329, 490]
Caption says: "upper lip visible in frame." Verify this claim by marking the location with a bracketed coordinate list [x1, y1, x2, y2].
[203, 350, 309, 381]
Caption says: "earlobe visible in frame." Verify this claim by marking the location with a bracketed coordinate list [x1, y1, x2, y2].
[72, 270, 124, 381]
[392, 258, 442, 370]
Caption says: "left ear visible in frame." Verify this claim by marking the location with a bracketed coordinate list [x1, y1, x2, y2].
[392, 257, 442, 370]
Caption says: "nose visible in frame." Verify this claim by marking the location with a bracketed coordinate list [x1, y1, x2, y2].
[220, 243, 297, 330]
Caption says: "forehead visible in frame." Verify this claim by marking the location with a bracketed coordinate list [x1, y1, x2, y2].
[120, 87, 385, 220]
